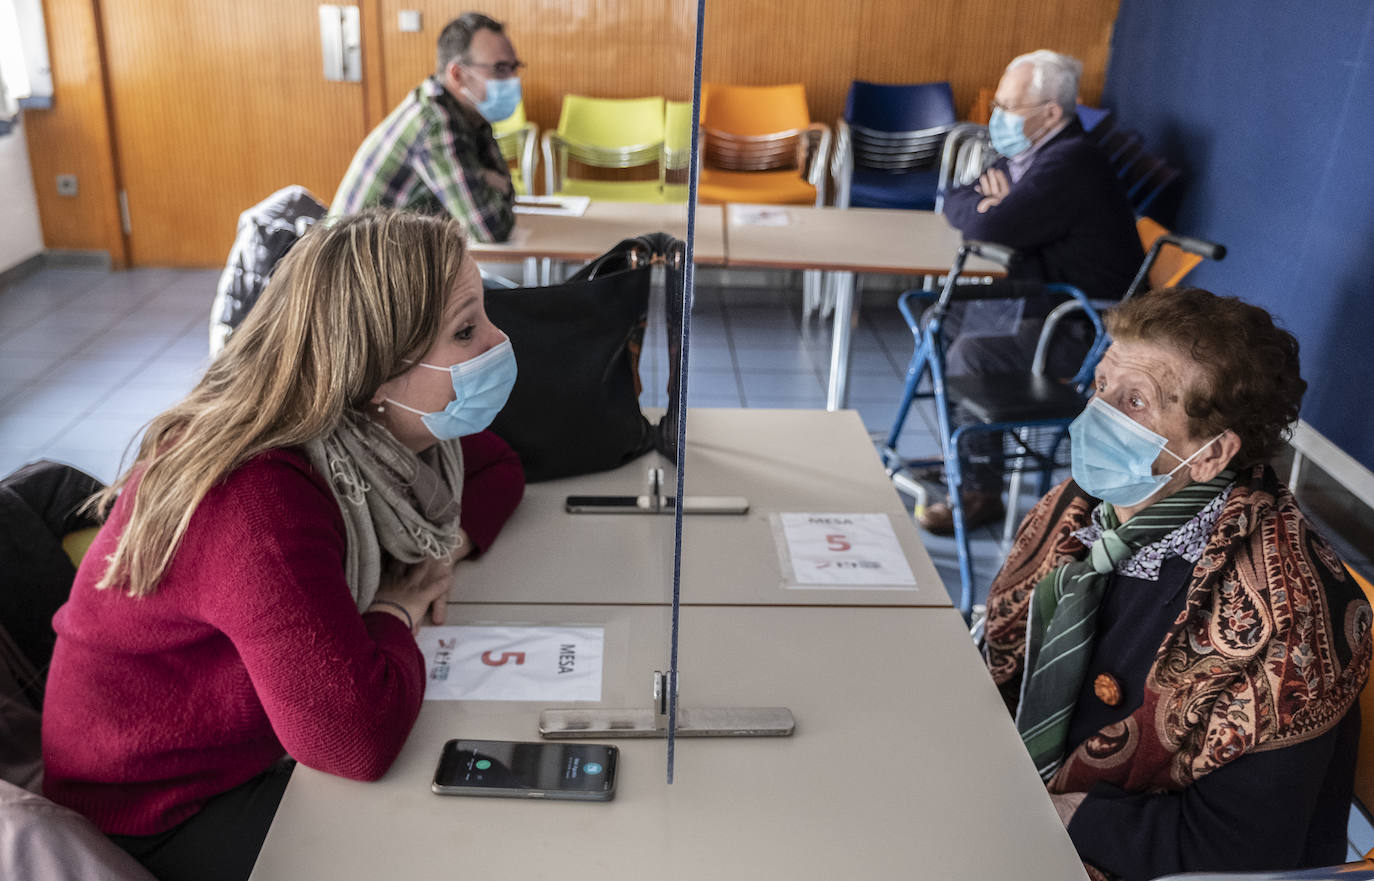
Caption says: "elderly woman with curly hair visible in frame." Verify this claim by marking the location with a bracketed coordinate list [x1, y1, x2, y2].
[984, 287, 1371, 881]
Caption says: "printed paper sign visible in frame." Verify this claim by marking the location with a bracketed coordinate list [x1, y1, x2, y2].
[417, 626, 604, 702]
[514, 195, 591, 217]
[776, 513, 917, 587]
[732, 206, 792, 227]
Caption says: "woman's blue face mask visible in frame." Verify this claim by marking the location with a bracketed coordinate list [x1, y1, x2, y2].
[1069, 397, 1222, 507]
[385, 338, 518, 440]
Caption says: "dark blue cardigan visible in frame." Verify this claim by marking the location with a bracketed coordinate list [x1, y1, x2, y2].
[943, 119, 1143, 304]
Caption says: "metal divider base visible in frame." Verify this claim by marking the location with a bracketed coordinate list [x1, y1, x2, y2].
[539, 707, 795, 738]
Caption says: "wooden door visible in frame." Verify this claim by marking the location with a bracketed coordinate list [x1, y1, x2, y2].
[99, 1, 368, 266]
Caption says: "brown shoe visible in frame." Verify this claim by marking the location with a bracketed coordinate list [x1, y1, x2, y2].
[918, 490, 1005, 536]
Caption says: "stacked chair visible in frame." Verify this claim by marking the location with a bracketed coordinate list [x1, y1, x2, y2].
[696, 82, 830, 206]
[831, 80, 956, 212]
[933, 122, 994, 212]
[542, 95, 667, 202]
[662, 100, 693, 203]
[491, 101, 538, 196]
[697, 82, 831, 310]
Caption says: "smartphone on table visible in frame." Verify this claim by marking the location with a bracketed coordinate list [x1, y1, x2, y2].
[432, 739, 618, 801]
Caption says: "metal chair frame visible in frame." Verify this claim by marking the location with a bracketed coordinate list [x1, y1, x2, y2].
[934, 123, 993, 213]
[541, 132, 668, 198]
[494, 122, 538, 196]
[881, 242, 1107, 618]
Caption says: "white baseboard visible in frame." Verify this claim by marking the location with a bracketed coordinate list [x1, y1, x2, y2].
[1289, 420, 1374, 512]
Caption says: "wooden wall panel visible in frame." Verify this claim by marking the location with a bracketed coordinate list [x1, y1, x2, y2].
[376, 0, 698, 134]
[97, 0, 370, 266]
[24, 0, 1117, 265]
[23, 0, 127, 265]
[703, 0, 1120, 128]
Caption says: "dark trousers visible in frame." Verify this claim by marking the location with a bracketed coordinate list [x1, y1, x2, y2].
[939, 289, 1093, 494]
[110, 760, 294, 881]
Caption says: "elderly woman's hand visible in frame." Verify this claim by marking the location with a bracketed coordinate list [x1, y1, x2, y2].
[370, 555, 457, 634]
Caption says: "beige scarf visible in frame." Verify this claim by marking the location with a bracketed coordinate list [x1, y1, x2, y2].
[303, 412, 464, 611]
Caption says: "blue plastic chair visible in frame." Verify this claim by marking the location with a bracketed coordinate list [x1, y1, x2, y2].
[832, 81, 956, 211]
[1076, 103, 1114, 135]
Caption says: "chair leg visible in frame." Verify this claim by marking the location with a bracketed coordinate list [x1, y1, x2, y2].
[821, 271, 845, 319]
[804, 272, 823, 319]
[803, 269, 821, 316]
[1003, 471, 1022, 547]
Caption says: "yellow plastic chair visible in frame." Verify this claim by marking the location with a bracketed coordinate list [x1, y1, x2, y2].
[491, 100, 538, 197]
[662, 100, 693, 203]
[697, 83, 830, 206]
[541, 95, 666, 202]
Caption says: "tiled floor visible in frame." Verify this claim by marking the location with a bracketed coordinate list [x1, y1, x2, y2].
[0, 262, 1016, 607]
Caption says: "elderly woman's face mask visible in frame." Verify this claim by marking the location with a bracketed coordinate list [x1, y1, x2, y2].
[1070, 397, 1223, 506]
[1072, 340, 1226, 508]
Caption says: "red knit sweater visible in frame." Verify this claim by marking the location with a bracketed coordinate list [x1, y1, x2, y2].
[41, 438, 522, 836]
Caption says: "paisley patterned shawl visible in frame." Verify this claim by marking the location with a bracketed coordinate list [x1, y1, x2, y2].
[984, 464, 1372, 795]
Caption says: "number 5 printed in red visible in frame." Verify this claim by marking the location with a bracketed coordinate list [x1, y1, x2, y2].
[826, 533, 852, 552]
[481, 651, 526, 667]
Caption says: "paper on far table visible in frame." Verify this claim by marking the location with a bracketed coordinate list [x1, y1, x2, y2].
[773, 513, 917, 588]
[514, 195, 591, 217]
[732, 206, 792, 227]
[417, 625, 604, 701]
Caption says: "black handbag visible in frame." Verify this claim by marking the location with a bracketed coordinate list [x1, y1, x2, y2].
[485, 234, 684, 482]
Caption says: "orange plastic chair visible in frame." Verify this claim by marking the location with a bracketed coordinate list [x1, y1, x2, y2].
[966, 86, 995, 125]
[1136, 216, 1205, 289]
[697, 83, 830, 206]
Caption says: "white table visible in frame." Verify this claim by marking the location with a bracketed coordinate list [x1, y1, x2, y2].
[724, 205, 1006, 410]
[250, 602, 1087, 881]
[457, 408, 946, 608]
[469, 201, 727, 266]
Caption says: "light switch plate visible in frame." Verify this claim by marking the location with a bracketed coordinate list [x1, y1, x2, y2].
[398, 10, 421, 32]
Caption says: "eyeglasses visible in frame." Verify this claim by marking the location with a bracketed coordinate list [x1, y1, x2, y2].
[990, 98, 1050, 116]
[465, 60, 525, 79]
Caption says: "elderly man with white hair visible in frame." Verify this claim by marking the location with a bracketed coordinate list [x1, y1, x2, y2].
[921, 50, 1142, 535]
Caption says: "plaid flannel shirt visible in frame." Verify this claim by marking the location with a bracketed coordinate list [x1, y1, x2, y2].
[331, 77, 514, 243]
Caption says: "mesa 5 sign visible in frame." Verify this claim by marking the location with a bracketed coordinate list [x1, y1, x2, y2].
[417, 626, 604, 702]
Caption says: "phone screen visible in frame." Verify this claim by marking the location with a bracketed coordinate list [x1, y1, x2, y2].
[432, 739, 617, 800]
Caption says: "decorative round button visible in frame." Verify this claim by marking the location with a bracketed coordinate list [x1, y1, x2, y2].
[1093, 673, 1123, 707]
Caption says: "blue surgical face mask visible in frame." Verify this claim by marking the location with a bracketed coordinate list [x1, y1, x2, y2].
[1069, 397, 1222, 507]
[386, 338, 518, 440]
[467, 75, 521, 123]
[988, 107, 1032, 157]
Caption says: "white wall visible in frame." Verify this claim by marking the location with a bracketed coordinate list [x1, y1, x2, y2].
[0, 115, 43, 273]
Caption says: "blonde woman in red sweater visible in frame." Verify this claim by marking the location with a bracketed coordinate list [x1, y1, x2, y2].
[42, 210, 524, 881]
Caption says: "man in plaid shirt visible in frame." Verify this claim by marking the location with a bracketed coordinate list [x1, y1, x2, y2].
[331, 13, 518, 243]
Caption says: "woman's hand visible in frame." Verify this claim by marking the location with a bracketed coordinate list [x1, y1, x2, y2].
[370, 555, 455, 635]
